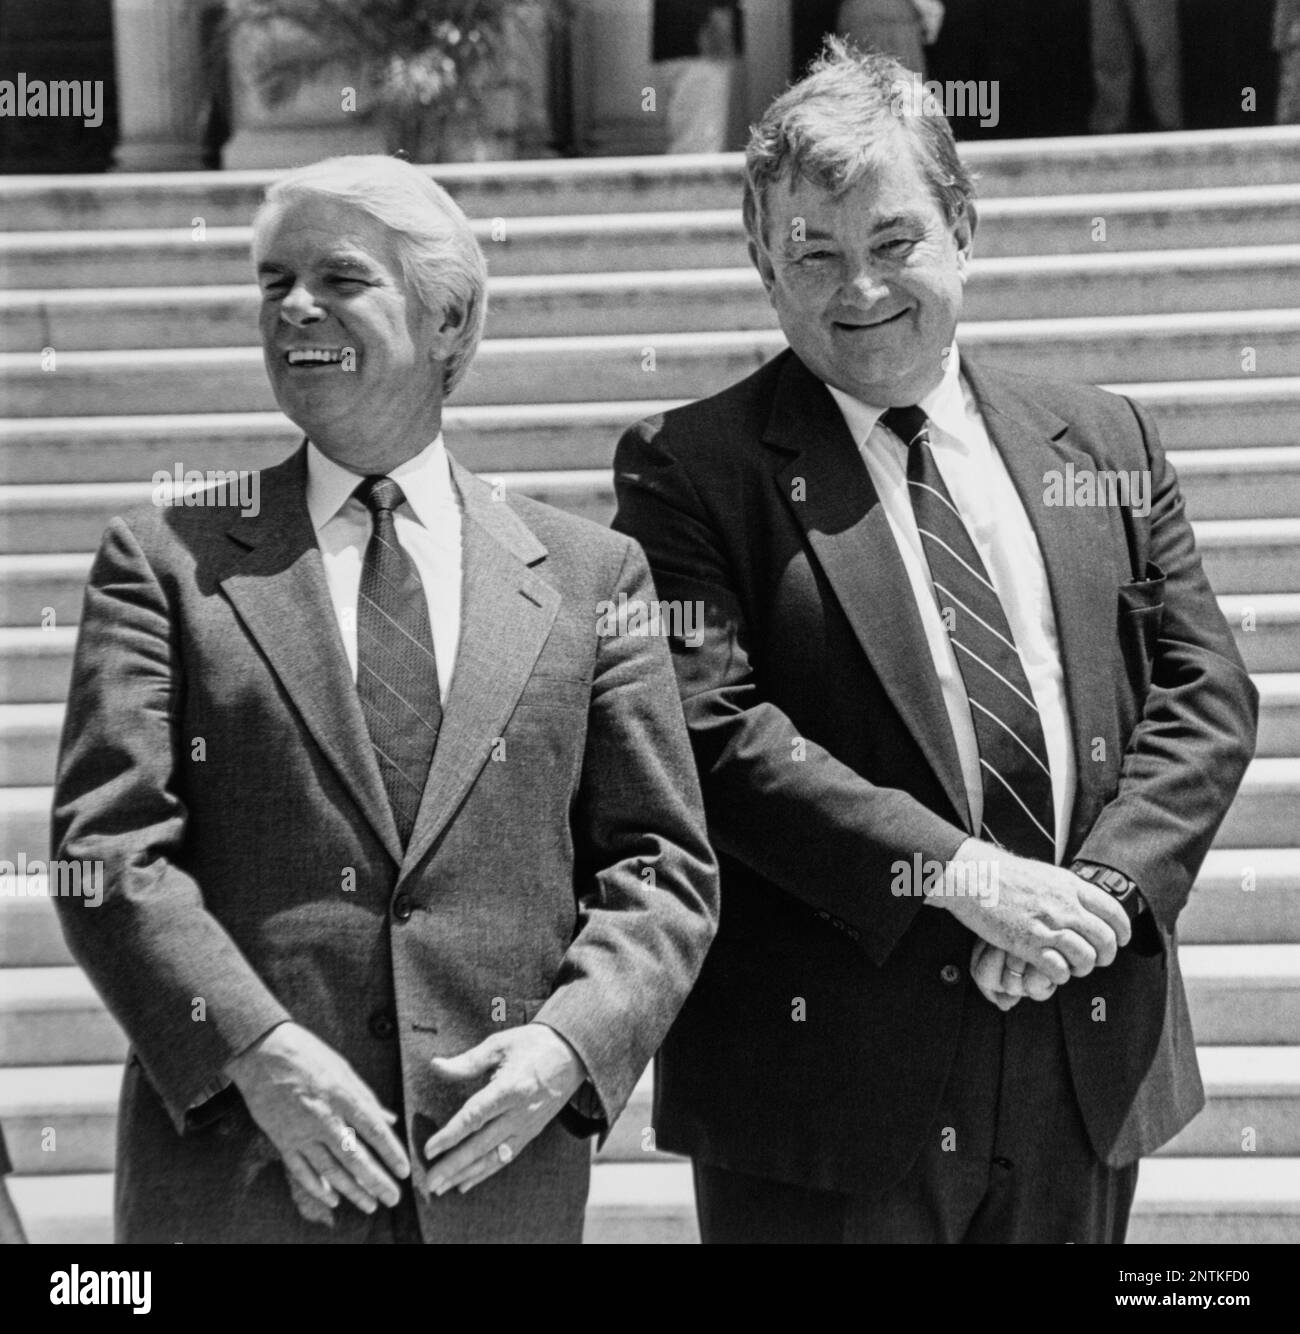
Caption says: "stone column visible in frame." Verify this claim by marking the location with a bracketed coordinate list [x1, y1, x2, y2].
[220, 18, 383, 171]
[111, 0, 207, 170]
[740, 0, 792, 127]
[571, 0, 661, 155]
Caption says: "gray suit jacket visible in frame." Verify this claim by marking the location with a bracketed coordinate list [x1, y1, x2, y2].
[52, 444, 718, 1243]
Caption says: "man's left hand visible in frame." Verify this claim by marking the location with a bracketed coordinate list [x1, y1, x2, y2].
[423, 1023, 587, 1197]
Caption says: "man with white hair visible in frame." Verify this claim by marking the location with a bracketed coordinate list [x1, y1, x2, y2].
[52, 155, 718, 1244]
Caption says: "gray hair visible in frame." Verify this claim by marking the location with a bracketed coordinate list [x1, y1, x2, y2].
[742, 37, 976, 254]
[253, 155, 488, 396]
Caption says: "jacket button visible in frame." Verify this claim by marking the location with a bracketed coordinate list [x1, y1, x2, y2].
[392, 894, 414, 922]
[369, 1011, 397, 1039]
[940, 964, 961, 985]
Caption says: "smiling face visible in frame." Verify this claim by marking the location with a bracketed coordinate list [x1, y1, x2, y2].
[752, 137, 975, 407]
[255, 195, 460, 474]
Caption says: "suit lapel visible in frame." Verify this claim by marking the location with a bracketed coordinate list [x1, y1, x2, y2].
[962, 359, 1118, 852]
[764, 354, 973, 831]
[398, 458, 561, 879]
[218, 445, 404, 864]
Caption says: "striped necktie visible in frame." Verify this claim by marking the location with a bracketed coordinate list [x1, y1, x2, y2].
[881, 406, 1056, 862]
[355, 475, 442, 847]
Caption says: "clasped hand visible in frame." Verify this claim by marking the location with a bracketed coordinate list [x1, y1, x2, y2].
[934, 841, 1132, 1010]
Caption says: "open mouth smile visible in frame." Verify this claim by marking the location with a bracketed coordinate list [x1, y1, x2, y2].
[284, 348, 347, 366]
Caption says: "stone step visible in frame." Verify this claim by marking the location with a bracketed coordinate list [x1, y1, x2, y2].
[0, 524, 1297, 638]
[1175, 448, 1300, 522]
[2, 1046, 1297, 1181]
[5, 128, 1299, 232]
[5, 314, 1300, 418]
[1219, 595, 1300, 674]
[0, 448, 1296, 566]
[0, 968, 128, 1066]
[0, 402, 677, 485]
[0, 628, 74, 704]
[0, 469, 615, 558]
[1181, 849, 1300, 946]
[2, 946, 1296, 1070]
[1217, 759, 1300, 847]
[7, 246, 1300, 353]
[1125, 1158, 1300, 1244]
[9, 1156, 1300, 1244]
[6, 185, 1300, 289]
[1, 846, 1294, 972]
[1255, 674, 1300, 755]
[1160, 1047, 1300, 1157]
[1, 380, 1295, 488]
[1195, 520, 1300, 595]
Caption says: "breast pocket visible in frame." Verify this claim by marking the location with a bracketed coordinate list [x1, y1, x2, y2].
[1117, 562, 1166, 692]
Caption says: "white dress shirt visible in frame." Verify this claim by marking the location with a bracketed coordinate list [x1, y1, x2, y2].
[826, 346, 1076, 864]
[305, 435, 462, 704]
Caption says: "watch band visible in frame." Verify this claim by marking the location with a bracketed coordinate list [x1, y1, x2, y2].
[1071, 860, 1144, 922]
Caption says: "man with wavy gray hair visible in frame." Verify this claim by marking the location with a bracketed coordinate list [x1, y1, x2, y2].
[615, 40, 1256, 1243]
[52, 154, 718, 1243]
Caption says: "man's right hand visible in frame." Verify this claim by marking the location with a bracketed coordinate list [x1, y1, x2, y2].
[224, 1022, 410, 1218]
[930, 839, 1132, 984]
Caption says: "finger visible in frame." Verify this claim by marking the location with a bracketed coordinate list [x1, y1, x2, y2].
[455, 1145, 511, 1195]
[423, 1083, 512, 1162]
[338, 1098, 411, 1181]
[429, 1038, 505, 1085]
[1040, 947, 1070, 981]
[1077, 883, 1133, 952]
[303, 1142, 379, 1215]
[330, 1119, 402, 1208]
[1022, 967, 1058, 1002]
[999, 962, 1027, 998]
[1045, 929, 1098, 977]
[428, 1124, 516, 1196]
[286, 1170, 337, 1226]
[285, 1148, 338, 1211]
[970, 943, 1005, 993]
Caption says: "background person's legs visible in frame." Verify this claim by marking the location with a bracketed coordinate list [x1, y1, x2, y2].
[1126, 0, 1183, 129]
[837, 0, 927, 75]
[1088, 0, 1137, 131]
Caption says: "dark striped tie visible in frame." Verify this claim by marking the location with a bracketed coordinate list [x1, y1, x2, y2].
[881, 406, 1056, 862]
[355, 475, 442, 847]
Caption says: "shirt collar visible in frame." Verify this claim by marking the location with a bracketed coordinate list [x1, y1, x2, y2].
[305, 433, 455, 533]
[825, 343, 971, 450]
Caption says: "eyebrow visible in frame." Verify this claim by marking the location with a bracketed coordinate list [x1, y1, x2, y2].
[785, 213, 924, 247]
[256, 253, 378, 278]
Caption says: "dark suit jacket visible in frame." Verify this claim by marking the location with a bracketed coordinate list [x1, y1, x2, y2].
[612, 350, 1258, 1195]
[52, 446, 718, 1243]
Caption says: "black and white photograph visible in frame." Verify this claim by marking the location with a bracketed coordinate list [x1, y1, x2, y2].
[0, 0, 1294, 1296]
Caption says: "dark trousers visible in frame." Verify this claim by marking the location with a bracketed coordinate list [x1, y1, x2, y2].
[695, 990, 1138, 1244]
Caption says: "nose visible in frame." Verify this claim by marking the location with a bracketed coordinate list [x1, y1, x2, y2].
[279, 280, 325, 327]
[844, 262, 891, 305]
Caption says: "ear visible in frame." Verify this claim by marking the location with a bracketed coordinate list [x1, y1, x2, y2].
[426, 300, 466, 362]
[953, 202, 977, 282]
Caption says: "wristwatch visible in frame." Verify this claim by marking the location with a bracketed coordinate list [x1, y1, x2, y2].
[1071, 860, 1145, 924]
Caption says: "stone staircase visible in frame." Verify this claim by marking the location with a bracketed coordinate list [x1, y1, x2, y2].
[1, 124, 1298, 1244]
